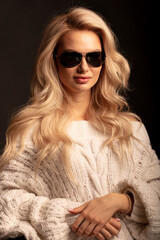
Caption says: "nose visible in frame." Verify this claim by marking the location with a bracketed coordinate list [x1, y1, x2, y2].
[77, 55, 89, 73]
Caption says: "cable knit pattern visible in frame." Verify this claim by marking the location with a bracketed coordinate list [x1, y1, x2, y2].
[0, 121, 160, 240]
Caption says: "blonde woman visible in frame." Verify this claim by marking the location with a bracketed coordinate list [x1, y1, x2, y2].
[0, 7, 160, 240]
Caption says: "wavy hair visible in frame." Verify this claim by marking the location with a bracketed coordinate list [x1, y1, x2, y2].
[0, 7, 139, 177]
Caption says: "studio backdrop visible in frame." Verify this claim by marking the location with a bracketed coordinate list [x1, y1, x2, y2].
[0, 0, 159, 157]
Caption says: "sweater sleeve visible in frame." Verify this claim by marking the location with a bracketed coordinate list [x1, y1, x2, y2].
[114, 122, 160, 240]
[0, 144, 83, 240]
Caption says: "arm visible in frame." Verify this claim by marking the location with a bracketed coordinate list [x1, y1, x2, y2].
[68, 123, 160, 240]
[0, 190, 82, 240]
[67, 192, 128, 239]
[114, 123, 160, 240]
[0, 146, 83, 240]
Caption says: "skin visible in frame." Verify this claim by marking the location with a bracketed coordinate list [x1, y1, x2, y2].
[55, 30, 102, 121]
[55, 30, 131, 239]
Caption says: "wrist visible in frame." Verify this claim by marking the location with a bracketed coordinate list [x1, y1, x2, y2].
[119, 193, 133, 214]
[108, 193, 127, 212]
[105, 193, 133, 214]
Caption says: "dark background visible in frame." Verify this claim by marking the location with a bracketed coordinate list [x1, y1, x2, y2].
[0, 0, 159, 158]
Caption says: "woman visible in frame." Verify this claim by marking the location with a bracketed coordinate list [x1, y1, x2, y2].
[0, 7, 160, 240]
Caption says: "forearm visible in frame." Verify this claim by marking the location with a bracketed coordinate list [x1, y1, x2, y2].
[113, 176, 160, 239]
[0, 189, 83, 240]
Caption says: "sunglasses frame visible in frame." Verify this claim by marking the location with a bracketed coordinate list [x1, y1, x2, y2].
[54, 51, 106, 68]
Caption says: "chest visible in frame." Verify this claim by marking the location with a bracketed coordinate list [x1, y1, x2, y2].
[44, 138, 130, 201]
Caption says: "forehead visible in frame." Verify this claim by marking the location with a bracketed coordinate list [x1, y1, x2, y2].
[58, 30, 102, 53]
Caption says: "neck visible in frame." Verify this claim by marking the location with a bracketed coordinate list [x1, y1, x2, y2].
[68, 91, 91, 121]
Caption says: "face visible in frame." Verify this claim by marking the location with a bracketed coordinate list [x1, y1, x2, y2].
[55, 30, 103, 96]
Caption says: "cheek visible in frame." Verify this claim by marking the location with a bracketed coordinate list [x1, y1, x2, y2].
[56, 61, 69, 82]
[93, 67, 102, 80]
[58, 68, 74, 85]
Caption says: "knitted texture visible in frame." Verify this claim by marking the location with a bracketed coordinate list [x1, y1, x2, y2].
[0, 121, 160, 240]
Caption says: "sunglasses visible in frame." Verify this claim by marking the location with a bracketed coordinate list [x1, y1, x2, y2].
[54, 51, 105, 68]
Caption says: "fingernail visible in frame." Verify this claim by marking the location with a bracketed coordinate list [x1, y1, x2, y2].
[116, 218, 121, 222]
[67, 208, 75, 212]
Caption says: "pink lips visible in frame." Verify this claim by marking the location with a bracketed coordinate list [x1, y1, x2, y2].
[74, 76, 91, 84]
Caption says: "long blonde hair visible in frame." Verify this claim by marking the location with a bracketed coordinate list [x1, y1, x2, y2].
[0, 7, 139, 176]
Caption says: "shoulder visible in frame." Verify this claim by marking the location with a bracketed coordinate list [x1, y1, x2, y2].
[16, 124, 36, 150]
[123, 114, 150, 145]
[131, 121, 150, 145]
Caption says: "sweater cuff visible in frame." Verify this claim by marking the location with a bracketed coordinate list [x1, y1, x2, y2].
[29, 197, 83, 240]
[113, 181, 149, 224]
[0, 220, 41, 240]
[123, 188, 148, 223]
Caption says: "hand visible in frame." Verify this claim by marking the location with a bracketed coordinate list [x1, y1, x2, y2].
[90, 217, 121, 240]
[68, 193, 123, 237]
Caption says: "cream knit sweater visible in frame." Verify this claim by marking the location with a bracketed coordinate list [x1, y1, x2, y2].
[0, 121, 160, 240]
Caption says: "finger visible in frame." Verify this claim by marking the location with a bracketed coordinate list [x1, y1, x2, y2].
[68, 202, 88, 214]
[76, 219, 90, 236]
[88, 218, 121, 238]
[83, 222, 97, 237]
[109, 218, 121, 231]
[92, 223, 104, 236]
[72, 215, 85, 232]
[102, 223, 119, 237]
[96, 231, 112, 240]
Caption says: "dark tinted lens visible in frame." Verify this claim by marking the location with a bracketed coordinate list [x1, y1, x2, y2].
[59, 52, 82, 68]
[86, 52, 105, 67]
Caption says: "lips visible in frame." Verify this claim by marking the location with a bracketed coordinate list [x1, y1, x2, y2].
[74, 76, 91, 84]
